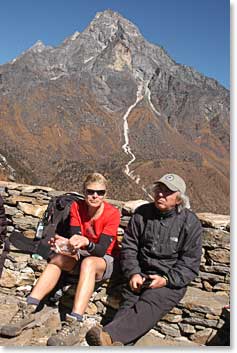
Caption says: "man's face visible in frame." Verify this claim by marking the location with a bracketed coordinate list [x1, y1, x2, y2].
[153, 183, 181, 211]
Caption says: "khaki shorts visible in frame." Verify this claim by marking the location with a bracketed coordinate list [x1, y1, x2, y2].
[70, 254, 119, 282]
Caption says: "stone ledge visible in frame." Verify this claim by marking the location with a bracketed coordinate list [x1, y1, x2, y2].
[0, 181, 230, 346]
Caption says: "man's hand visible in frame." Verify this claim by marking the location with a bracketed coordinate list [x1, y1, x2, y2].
[129, 274, 145, 293]
[148, 274, 167, 288]
[69, 234, 90, 250]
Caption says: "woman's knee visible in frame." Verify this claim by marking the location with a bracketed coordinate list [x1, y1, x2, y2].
[50, 254, 76, 271]
[80, 256, 104, 273]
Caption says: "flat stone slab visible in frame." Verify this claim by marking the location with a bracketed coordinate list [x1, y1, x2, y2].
[135, 332, 199, 346]
[197, 213, 230, 230]
[123, 200, 149, 215]
[179, 287, 229, 316]
[0, 181, 54, 192]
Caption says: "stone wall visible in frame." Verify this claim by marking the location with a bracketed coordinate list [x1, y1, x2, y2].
[0, 181, 230, 346]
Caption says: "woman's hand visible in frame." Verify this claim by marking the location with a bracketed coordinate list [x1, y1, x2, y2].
[69, 234, 90, 250]
[49, 234, 76, 256]
[48, 234, 68, 249]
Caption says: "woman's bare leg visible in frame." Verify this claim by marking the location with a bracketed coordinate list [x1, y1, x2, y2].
[72, 256, 106, 315]
[30, 254, 77, 301]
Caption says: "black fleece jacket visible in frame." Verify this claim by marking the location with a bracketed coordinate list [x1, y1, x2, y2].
[120, 203, 202, 289]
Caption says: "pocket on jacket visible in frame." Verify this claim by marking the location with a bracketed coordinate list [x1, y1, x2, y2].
[156, 241, 178, 258]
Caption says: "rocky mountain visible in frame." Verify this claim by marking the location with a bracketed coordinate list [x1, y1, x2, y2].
[0, 10, 230, 213]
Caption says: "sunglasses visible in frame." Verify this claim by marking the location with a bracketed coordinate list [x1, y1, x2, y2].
[154, 184, 175, 196]
[86, 189, 106, 197]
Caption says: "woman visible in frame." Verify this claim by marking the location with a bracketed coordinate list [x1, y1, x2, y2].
[1, 173, 120, 346]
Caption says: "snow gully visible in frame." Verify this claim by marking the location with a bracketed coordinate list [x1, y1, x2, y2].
[121, 78, 160, 200]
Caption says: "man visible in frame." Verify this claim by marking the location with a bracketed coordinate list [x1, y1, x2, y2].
[86, 173, 203, 346]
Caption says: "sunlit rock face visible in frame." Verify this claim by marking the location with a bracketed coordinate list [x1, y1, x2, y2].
[0, 10, 229, 213]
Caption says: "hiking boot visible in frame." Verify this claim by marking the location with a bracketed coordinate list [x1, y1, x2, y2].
[47, 314, 82, 346]
[86, 325, 123, 346]
[0, 303, 36, 337]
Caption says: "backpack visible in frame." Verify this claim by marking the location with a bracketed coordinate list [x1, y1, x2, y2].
[9, 192, 84, 260]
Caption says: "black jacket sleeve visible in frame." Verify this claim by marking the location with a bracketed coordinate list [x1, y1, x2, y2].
[166, 212, 203, 288]
[120, 213, 144, 279]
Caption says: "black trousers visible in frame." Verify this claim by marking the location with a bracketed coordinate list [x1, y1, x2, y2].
[104, 284, 187, 344]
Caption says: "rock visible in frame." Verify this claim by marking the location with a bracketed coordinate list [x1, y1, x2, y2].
[0, 303, 19, 325]
[0, 181, 22, 189]
[156, 322, 181, 337]
[213, 283, 230, 291]
[0, 329, 33, 346]
[7, 189, 20, 196]
[197, 213, 230, 230]
[179, 287, 229, 316]
[85, 302, 98, 315]
[206, 314, 219, 320]
[199, 271, 225, 284]
[122, 200, 149, 215]
[200, 264, 230, 275]
[207, 249, 230, 264]
[4, 205, 22, 216]
[27, 258, 47, 273]
[6, 195, 34, 205]
[16, 285, 32, 295]
[182, 316, 218, 328]
[95, 301, 104, 314]
[23, 229, 36, 239]
[105, 199, 125, 210]
[21, 185, 54, 193]
[203, 281, 213, 292]
[16, 272, 35, 286]
[0, 180, 230, 346]
[179, 323, 196, 334]
[190, 327, 213, 345]
[135, 332, 198, 346]
[162, 313, 183, 323]
[202, 228, 230, 249]
[12, 215, 39, 230]
[18, 202, 47, 218]
[169, 307, 183, 315]
[0, 260, 35, 288]
[0, 269, 18, 288]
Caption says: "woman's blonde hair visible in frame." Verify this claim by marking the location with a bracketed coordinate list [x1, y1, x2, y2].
[83, 172, 108, 191]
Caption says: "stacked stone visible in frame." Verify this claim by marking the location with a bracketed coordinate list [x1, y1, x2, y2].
[0, 181, 67, 239]
[0, 181, 230, 346]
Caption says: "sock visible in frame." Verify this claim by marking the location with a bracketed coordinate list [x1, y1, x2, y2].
[26, 296, 40, 306]
[68, 311, 83, 322]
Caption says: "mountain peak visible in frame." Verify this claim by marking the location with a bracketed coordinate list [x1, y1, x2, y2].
[29, 40, 48, 53]
[0, 10, 229, 215]
[88, 9, 142, 40]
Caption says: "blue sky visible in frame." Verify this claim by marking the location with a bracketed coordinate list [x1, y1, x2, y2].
[0, 0, 230, 88]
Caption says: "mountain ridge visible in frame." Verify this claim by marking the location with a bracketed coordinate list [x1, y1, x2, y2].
[0, 10, 229, 213]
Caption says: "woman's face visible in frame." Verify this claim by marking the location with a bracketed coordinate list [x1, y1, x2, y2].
[84, 182, 106, 209]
